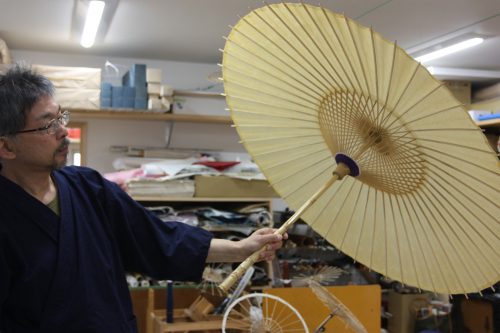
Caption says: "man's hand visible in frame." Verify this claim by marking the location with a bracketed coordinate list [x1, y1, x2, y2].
[238, 227, 287, 261]
[206, 227, 287, 263]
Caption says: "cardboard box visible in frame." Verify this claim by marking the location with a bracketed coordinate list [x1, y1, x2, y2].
[194, 175, 278, 198]
[387, 291, 432, 333]
[33, 64, 101, 89]
[173, 95, 228, 116]
[55, 88, 100, 109]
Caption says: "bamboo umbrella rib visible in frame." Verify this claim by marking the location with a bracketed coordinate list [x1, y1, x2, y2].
[424, 178, 499, 281]
[405, 128, 484, 134]
[404, 194, 447, 292]
[240, 134, 322, 144]
[369, 28, 381, 114]
[248, 140, 325, 159]
[282, 2, 346, 89]
[251, 9, 338, 92]
[385, 193, 402, 280]
[423, 183, 487, 289]
[223, 64, 320, 106]
[425, 163, 500, 235]
[383, 82, 443, 130]
[419, 145, 500, 190]
[226, 26, 329, 96]
[360, 146, 423, 171]
[250, 150, 333, 176]
[405, 139, 498, 175]
[338, 182, 365, 249]
[231, 22, 332, 95]
[353, 186, 373, 260]
[399, 195, 437, 292]
[304, 4, 358, 90]
[377, 61, 420, 128]
[372, 154, 422, 191]
[337, 93, 376, 151]
[391, 195, 419, 287]
[322, 8, 365, 93]
[272, 160, 333, 198]
[225, 81, 317, 114]
[265, 3, 344, 89]
[318, 180, 357, 240]
[223, 56, 323, 103]
[281, 163, 336, 203]
[413, 186, 477, 292]
[369, 191, 381, 273]
[344, 96, 377, 147]
[250, 145, 328, 173]
[382, 192, 391, 278]
[401, 137, 494, 165]
[345, 16, 371, 94]
[230, 108, 318, 123]
[387, 104, 464, 133]
[334, 91, 349, 149]
[270, 155, 333, 186]
[378, 42, 398, 122]
[427, 164, 500, 220]
[236, 124, 317, 130]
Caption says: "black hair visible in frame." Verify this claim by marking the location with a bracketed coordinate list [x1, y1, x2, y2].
[0, 63, 55, 136]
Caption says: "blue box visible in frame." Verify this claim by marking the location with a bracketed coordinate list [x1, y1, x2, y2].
[122, 64, 148, 109]
[111, 86, 123, 108]
[122, 86, 136, 108]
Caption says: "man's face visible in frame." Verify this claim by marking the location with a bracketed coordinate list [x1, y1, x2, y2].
[12, 96, 69, 171]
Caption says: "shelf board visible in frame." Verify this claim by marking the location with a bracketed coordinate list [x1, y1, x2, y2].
[476, 118, 500, 129]
[132, 196, 272, 202]
[68, 108, 232, 124]
[174, 90, 225, 98]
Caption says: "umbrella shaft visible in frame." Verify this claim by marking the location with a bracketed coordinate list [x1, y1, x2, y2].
[219, 169, 344, 293]
[276, 174, 340, 235]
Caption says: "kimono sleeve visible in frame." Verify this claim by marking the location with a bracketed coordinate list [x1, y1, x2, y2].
[0, 233, 13, 326]
[100, 176, 213, 282]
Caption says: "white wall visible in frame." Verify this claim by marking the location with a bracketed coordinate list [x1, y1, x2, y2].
[11, 49, 287, 211]
[11, 50, 246, 173]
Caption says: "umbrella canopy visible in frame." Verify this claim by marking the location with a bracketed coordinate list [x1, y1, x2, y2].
[222, 2, 500, 294]
[309, 280, 367, 333]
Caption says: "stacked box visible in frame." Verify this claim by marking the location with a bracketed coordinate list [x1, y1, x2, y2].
[122, 86, 136, 108]
[146, 68, 163, 111]
[100, 82, 112, 108]
[33, 65, 101, 109]
[122, 64, 147, 109]
[111, 86, 123, 108]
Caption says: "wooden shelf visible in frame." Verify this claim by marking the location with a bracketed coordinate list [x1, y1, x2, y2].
[476, 118, 500, 129]
[132, 196, 272, 202]
[68, 108, 232, 124]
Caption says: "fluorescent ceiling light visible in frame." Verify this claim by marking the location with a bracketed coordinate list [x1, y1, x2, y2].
[427, 66, 500, 80]
[415, 37, 484, 63]
[80, 1, 106, 48]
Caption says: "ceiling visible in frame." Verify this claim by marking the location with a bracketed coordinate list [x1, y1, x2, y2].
[1, 0, 500, 85]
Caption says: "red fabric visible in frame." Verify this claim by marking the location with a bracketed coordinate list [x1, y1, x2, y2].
[193, 161, 240, 171]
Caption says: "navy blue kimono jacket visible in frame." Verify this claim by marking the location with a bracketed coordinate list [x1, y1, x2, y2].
[0, 166, 213, 333]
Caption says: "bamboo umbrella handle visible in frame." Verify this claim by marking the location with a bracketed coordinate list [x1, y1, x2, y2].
[218, 163, 350, 293]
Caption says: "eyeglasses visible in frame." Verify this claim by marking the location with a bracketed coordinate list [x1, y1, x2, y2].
[16, 110, 70, 135]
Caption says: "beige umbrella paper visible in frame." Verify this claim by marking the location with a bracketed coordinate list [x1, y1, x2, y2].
[217, 2, 500, 295]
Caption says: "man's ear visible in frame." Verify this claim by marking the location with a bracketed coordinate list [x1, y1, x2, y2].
[0, 136, 16, 160]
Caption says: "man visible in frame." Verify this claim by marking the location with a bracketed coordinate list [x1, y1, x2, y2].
[0, 64, 284, 333]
